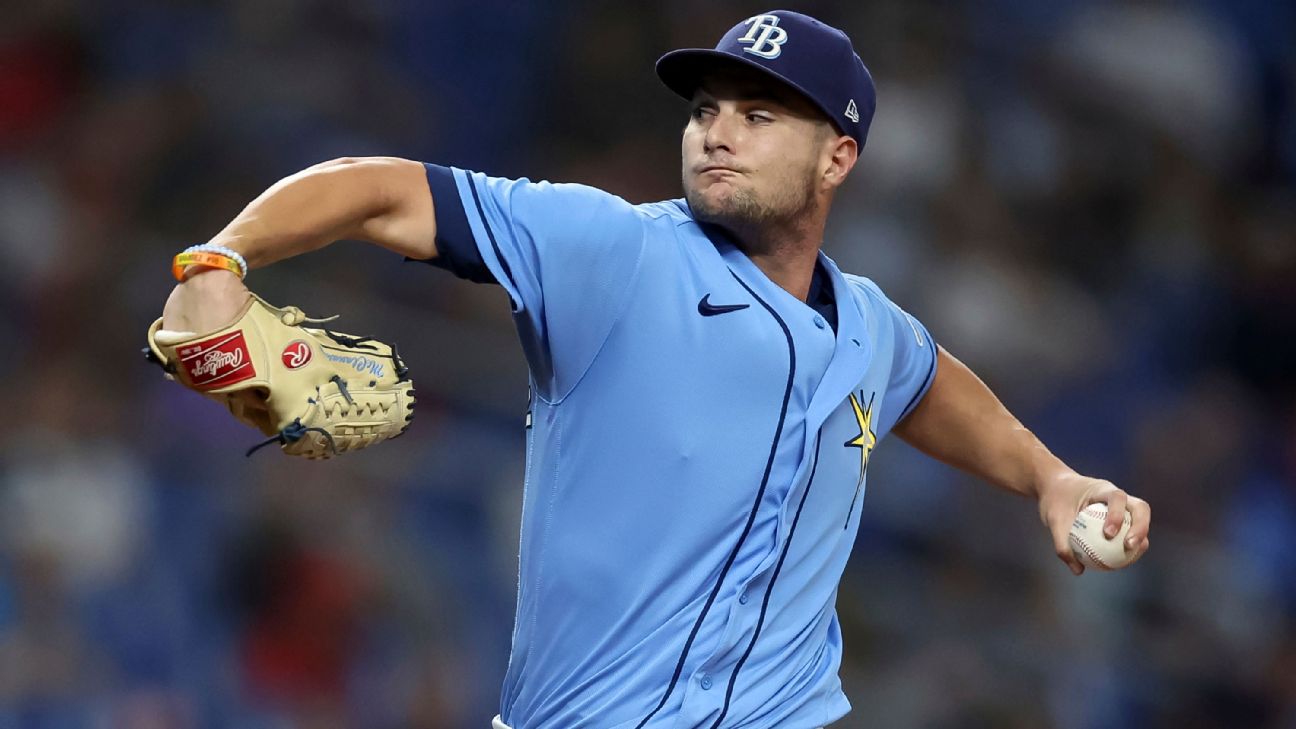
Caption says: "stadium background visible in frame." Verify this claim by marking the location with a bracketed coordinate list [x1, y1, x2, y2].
[2, 1, 1294, 727]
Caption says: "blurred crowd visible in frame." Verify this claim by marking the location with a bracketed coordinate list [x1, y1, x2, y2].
[1, 1, 1294, 727]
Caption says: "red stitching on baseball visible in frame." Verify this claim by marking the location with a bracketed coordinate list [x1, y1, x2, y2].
[1069, 534, 1111, 569]
[1073, 504, 1130, 569]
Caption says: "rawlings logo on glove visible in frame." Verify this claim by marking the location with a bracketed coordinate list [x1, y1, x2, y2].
[282, 341, 313, 369]
[145, 294, 415, 459]
[180, 332, 254, 387]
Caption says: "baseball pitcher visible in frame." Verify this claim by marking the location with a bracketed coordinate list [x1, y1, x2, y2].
[151, 10, 1152, 728]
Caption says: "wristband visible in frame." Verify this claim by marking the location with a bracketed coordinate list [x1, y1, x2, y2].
[172, 244, 248, 281]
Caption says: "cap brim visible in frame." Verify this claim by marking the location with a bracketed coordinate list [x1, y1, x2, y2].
[655, 48, 839, 132]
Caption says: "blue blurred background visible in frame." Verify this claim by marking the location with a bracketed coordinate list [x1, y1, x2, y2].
[2, 1, 1294, 727]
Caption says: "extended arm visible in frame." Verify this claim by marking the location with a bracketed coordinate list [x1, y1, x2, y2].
[214, 156, 437, 267]
[162, 157, 435, 333]
[892, 347, 1151, 574]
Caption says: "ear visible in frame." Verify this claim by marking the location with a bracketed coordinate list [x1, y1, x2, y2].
[821, 133, 858, 191]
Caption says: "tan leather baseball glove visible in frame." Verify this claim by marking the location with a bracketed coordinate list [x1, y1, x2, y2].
[145, 294, 415, 458]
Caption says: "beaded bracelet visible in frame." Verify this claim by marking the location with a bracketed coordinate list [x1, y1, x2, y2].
[172, 243, 248, 281]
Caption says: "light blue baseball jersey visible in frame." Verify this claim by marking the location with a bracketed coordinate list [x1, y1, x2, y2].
[422, 164, 937, 729]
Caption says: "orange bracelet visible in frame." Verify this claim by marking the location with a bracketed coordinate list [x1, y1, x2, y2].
[172, 251, 244, 281]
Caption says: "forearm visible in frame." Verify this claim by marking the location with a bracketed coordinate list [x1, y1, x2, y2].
[161, 157, 433, 334]
[893, 348, 1072, 498]
[209, 157, 435, 269]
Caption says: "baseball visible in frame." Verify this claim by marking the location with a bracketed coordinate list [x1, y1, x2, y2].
[1069, 503, 1133, 570]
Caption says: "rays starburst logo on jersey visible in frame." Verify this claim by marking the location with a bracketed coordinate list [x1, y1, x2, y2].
[843, 391, 877, 528]
[844, 390, 877, 482]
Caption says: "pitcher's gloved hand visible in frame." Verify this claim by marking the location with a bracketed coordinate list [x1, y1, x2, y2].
[146, 292, 414, 458]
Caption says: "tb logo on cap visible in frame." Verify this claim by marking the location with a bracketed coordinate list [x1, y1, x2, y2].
[739, 14, 788, 59]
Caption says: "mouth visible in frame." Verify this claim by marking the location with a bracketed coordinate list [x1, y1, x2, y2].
[697, 166, 743, 179]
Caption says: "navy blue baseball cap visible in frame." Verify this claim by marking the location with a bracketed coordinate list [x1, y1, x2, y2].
[656, 10, 877, 147]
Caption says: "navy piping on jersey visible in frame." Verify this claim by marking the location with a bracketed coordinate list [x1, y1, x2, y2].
[463, 174, 521, 299]
[897, 340, 939, 422]
[415, 164, 497, 284]
[712, 433, 824, 728]
[634, 271, 797, 729]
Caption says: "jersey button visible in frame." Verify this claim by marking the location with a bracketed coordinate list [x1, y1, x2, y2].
[813, 315, 827, 329]
[738, 592, 749, 604]
[700, 675, 713, 690]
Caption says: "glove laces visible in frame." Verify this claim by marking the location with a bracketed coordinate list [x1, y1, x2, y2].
[245, 419, 338, 457]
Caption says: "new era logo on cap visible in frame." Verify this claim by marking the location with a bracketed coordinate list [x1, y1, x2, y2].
[845, 99, 860, 123]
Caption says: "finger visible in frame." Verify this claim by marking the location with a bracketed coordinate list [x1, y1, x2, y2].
[1135, 537, 1150, 561]
[1050, 516, 1086, 576]
[1100, 491, 1129, 540]
[1124, 498, 1152, 552]
[1123, 537, 1150, 566]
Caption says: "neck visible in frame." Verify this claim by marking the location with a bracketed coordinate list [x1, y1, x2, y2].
[729, 212, 825, 302]
[745, 240, 821, 301]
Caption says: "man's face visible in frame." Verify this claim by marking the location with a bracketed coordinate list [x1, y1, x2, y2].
[681, 65, 836, 241]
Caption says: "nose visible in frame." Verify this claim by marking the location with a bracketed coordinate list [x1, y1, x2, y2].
[703, 108, 738, 156]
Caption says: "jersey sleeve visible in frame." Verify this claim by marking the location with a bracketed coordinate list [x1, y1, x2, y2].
[864, 282, 938, 435]
[419, 164, 647, 399]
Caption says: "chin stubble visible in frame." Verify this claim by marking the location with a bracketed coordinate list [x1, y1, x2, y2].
[685, 165, 818, 243]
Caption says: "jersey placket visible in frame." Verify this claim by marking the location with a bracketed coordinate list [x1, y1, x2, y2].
[673, 253, 842, 728]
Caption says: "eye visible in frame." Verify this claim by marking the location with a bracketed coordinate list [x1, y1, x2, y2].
[746, 112, 773, 124]
[690, 103, 716, 120]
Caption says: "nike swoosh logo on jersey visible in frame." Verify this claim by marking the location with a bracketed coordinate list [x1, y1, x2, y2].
[697, 294, 750, 316]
